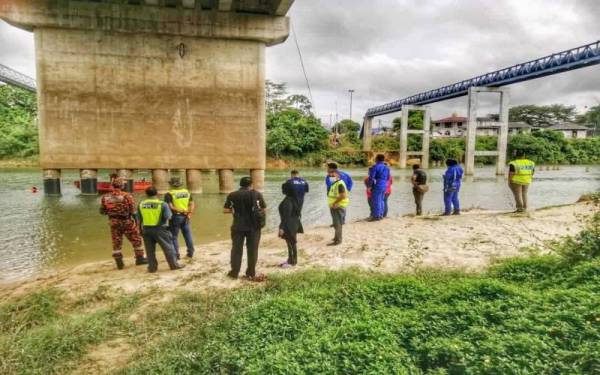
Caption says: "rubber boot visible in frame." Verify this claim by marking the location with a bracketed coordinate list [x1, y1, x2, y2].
[115, 257, 125, 270]
[135, 257, 148, 266]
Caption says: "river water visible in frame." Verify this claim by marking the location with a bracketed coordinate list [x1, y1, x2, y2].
[0, 166, 598, 282]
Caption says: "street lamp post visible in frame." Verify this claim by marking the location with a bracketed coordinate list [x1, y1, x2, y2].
[348, 89, 355, 121]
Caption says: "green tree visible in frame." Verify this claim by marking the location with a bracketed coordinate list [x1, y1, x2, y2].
[0, 85, 38, 158]
[577, 104, 600, 134]
[509, 104, 577, 128]
[266, 109, 328, 158]
[392, 111, 425, 132]
[335, 119, 360, 134]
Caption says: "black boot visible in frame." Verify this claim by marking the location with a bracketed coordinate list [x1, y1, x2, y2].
[115, 257, 124, 270]
[135, 257, 148, 266]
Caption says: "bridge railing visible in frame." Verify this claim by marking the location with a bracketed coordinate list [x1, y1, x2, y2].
[0, 63, 36, 92]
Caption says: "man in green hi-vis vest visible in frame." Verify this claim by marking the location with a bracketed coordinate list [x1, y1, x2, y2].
[508, 150, 536, 213]
[138, 186, 185, 273]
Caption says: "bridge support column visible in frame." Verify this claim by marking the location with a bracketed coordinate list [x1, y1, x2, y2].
[219, 169, 235, 194]
[79, 169, 98, 195]
[400, 105, 431, 169]
[362, 117, 373, 151]
[152, 169, 169, 194]
[251, 169, 265, 192]
[186, 169, 203, 194]
[465, 87, 510, 175]
[116, 169, 134, 193]
[43, 169, 61, 196]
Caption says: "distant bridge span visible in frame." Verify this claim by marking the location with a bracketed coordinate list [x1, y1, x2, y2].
[0, 63, 36, 92]
[365, 40, 600, 118]
[362, 40, 600, 175]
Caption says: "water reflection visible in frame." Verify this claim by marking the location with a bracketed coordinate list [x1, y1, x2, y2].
[0, 166, 598, 282]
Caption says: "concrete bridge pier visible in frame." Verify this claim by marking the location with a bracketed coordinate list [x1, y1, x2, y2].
[219, 169, 235, 194]
[79, 169, 98, 195]
[116, 169, 134, 193]
[251, 169, 265, 192]
[400, 105, 431, 169]
[465, 87, 510, 175]
[186, 169, 203, 194]
[151, 169, 169, 194]
[43, 169, 61, 196]
[362, 117, 373, 151]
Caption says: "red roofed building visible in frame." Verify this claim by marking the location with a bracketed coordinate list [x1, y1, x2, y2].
[432, 115, 467, 137]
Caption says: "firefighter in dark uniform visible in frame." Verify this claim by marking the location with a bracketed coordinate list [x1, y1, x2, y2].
[100, 178, 147, 269]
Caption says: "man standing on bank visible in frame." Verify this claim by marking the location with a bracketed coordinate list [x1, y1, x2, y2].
[286, 170, 309, 210]
[223, 176, 267, 282]
[100, 178, 147, 270]
[138, 187, 185, 273]
[165, 178, 196, 259]
[411, 164, 428, 216]
[327, 164, 349, 246]
[442, 159, 463, 216]
[367, 154, 391, 221]
[508, 150, 535, 213]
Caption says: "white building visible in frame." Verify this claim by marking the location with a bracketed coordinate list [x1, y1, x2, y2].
[432, 116, 532, 137]
[547, 123, 590, 139]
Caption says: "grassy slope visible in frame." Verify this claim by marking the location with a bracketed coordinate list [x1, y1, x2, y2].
[1, 215, 599, 375]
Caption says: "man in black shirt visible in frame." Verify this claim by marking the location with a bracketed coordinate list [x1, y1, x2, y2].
[411, 164, 428, 216]
[223, 176, 267, 281]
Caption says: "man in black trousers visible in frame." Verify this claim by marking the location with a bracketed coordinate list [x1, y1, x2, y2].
[223, 176, 267, 282]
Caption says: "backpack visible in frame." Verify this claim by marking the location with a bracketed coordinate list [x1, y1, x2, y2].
[250, 191, 266, 229]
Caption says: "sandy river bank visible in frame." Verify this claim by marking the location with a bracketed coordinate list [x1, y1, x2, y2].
[1, 201, 597, 300]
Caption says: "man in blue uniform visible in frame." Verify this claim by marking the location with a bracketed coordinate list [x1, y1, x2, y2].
[285, 170, 309, 210]
[367, 154, 390, 221]
[442, 159, 463, 216]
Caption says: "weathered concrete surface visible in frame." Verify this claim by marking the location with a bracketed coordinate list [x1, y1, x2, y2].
[0, 0, 293, 171]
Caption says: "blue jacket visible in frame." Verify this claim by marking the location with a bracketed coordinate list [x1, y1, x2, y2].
[368, 162, 390, 189]
[443, 165, 464, 192]
[285, 177, 309, 208]
[325, 170, 353, 192]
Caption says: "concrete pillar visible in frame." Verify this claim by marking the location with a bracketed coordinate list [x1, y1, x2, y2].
[79, 169, 98, 195]
[116, 169, 134, 193]
[465, 88, 479, 176]
[251, 169, 265, 192]
[43, 169, 61, 196]
[399, 109, 409, 169]
[422, 106, 431, 169]
[362, 117, 373, 151]
[497, 88, 510, 175]
[186, 169, 203, 194]
[219, 169, 235, 194]
[152, 169, 169, 194]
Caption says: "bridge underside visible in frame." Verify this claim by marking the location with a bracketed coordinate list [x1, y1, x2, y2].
[0, 0, 293, 193]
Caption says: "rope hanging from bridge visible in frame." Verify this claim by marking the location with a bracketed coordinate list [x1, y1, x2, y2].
[0, 63, 36, 92]
[365, 40, 600, 118]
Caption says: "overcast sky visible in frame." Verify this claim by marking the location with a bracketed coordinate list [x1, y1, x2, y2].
[1, 0, 599, 128]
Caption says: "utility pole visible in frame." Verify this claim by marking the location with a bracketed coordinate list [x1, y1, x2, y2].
[348, 89, 355, 121]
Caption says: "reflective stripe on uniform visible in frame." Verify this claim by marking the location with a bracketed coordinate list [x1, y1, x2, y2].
[510, 159, 535, 185]
[328, 180, 350, 208]
[139, 199, 163, 226]
[169, 189, 191, 212]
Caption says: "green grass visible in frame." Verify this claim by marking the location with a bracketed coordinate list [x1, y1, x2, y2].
[1, 213, 599, 374]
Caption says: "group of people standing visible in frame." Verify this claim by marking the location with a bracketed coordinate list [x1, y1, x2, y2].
[99, 150, 535, 281]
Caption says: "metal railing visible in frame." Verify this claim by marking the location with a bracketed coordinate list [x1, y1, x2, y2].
[0, 63, 36, 92]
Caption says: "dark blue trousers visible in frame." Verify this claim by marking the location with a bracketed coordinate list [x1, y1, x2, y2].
[444, 190, 460, 214]
[169, 214, 195, 258]
[371, 187, 386, 219]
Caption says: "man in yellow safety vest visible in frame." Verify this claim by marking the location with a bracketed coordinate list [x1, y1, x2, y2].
[508, 150, 535, 213]
[165, 178, 196, 259]
[327, 163, 350, 246]
[138, 186, 184, 273]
